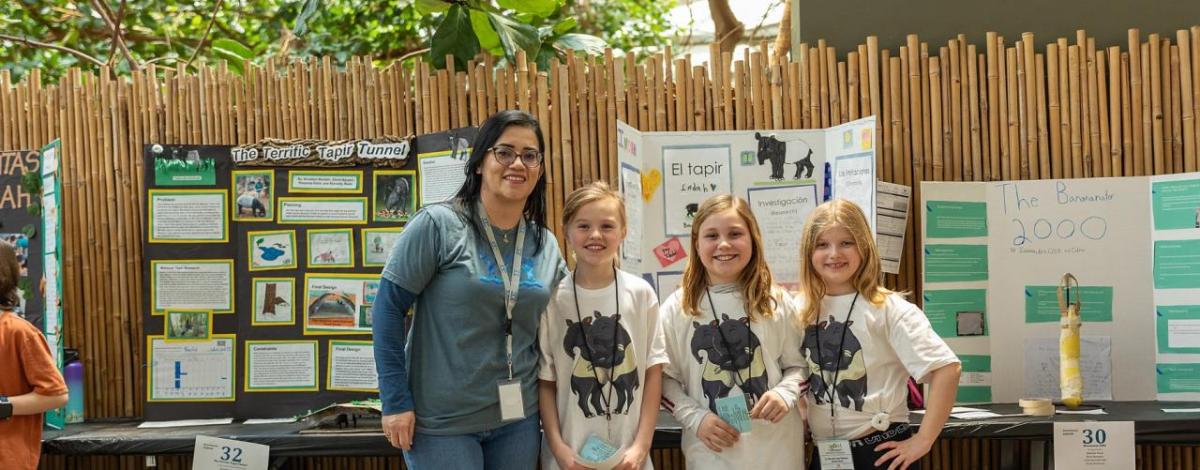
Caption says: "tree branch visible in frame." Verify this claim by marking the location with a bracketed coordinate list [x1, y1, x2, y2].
[87, 0, 140, 70]
[707, 0, 744, 54]
[184, 0, 226, 70]
[0, 33, 107, 68]
[771, 0, 792, 64]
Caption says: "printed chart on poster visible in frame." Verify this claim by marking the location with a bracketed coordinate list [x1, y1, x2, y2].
[922, 171, 1200, 403]
[140, 128, 475, 420]
[617, 117, 877, 292]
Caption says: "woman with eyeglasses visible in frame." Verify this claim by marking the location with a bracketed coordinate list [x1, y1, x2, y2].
[374, 110, 568, 469]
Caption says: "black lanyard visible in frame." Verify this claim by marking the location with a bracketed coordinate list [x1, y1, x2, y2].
[813, 292, 859, 421]
[571, 265, 621, 420]
[705, 287, 752, 389]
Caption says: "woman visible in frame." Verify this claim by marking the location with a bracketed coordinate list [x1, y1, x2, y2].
[374, 110, 566, 469]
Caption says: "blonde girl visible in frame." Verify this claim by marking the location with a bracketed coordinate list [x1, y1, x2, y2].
[659, 194, 807, 469]
[796, 199, 960, 470]
[538, 182, 666, 470]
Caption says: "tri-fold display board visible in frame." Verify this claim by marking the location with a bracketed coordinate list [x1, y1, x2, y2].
[921, 173, 1200, 403]
[615, 117, 879, 295]
[141, 129, 475, 420]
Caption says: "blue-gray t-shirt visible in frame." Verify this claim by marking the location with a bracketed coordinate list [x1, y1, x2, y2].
[380, 203, 566, 435]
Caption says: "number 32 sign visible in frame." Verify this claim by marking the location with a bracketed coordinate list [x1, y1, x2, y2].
[193, 435, 269, 470]
[1053, 421, 1134, 470]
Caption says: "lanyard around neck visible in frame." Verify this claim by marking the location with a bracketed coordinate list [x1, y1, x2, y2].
[813, 291, 859, 421]
[571, 265, 621, 420]
[478, 201, 527, 380]
[705, 287, 752, 389]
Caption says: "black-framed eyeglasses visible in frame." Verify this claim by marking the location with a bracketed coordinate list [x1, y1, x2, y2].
[488, 145, 544, 168]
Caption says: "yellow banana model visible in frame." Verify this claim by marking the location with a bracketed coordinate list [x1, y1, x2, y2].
[1057, 273, 1083, 409]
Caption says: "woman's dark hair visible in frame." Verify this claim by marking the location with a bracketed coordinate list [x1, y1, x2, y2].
[0, 242, 20, 310]
[451, 109, 549, 253]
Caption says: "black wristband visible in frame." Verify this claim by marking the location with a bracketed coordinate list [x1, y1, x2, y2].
[0, 396, 12, 420]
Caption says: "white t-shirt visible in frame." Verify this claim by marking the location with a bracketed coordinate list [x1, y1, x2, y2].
[538, 270, 668, 470]
[659, 284, 807, 470]
[799, 291, 960, 440]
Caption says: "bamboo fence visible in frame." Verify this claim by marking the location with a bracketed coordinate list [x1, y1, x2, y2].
[3, 26, 1199, 469]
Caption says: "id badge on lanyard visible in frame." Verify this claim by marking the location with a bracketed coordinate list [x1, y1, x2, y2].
[480, 202, 528, 422]
[816, 439, 854, 470]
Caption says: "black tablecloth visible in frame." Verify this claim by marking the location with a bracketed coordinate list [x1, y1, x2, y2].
[43, 402, 1200, 456]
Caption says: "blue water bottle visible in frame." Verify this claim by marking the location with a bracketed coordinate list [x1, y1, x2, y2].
[63, 348, 84, 424]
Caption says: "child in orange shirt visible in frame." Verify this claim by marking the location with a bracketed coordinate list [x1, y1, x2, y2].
[0, 241, 69, 470]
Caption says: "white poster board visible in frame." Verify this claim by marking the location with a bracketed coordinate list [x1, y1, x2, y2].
[622, 117, 876, 294]
[922, 172, 1200, 403]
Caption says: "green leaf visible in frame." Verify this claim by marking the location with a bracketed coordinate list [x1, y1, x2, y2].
[469, 9, 503, 56]
[212, 38, 254, 60]
[430, 4, 479, 70]
[486, 11, 539, 64]
[415, 0, 450, 15]
[551, 17, 577, 36]
[554, 33, 606, 56]
[497, 0, 561, 17]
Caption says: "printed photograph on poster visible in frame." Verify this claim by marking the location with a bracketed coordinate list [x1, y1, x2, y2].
[328, 340, 379, 392]
[304, 274, 377, 335]
[362, 227, 403, 267]
[418, 150, 468, 206]
[251, 278, 295, 326]
[232, 169, 274, 221]
[751, 133, 817, 183]
[247, 230, 297, 271]
[164, 310, 212, 341]
[278, 197, 368, 224]
[307, 228, 354, 268]
[147, 189, 229, 243]
[0, 233, 29, 276]
[373, 170, 418, 222]
[244, 341, 318, 392]
[153, 148, 216, 186]
[147, 335, 235, 402]
[151, 260, 234, 314]
[661, 145, 732, 236]
[287, 170, 363, 193]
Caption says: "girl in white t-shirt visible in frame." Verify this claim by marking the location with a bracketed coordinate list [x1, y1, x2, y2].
[660, 194, 808, 469]
[796, 199, 961, 470]
[539, 182, 667, 470]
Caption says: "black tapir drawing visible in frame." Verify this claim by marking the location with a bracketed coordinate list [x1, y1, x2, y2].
[383, 177, 411, 216]
[802, 317, 867, 411]
[690, 314, 768, 412]
[563, 311, 639, 418]
[755, 132, 815, 180]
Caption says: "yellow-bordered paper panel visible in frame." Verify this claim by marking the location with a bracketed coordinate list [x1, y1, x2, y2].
[372, 170, 418, 222]
[277, 197, 369, 224]
[231, 169, 275, 222]
[163, 310, 213, 342]
[150, 259, 235, 315]
[287, 170, 364, 194]
[147, 189, 229, 243]
[303, 273, 378, 335]
[327, 340, 378, 392]
[361, 227, 404, 267]
[247, 230, 298, 272]
[146, 334, 236, 402]
[250, 277, 296, 326]
[307, 228, 355, 269]
[417, 149, 468, 206]
[244, 340, 319, 392]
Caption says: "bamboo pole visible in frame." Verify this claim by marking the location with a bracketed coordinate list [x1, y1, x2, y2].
[985, 32, 1001, 180]
[1180, 30, 1198, 172]
[1096, 51, 1113, 177]
[1069, 45, 1084, 177]
[1150, 34, 1165, 174]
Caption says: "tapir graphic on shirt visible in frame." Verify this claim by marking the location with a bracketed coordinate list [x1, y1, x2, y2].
[690, 314, 769, 412]
[564, 311, 640, 418]
[802, 317, 867, 411]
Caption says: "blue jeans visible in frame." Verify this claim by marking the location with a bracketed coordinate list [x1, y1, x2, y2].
[403, 412, 541, 470]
